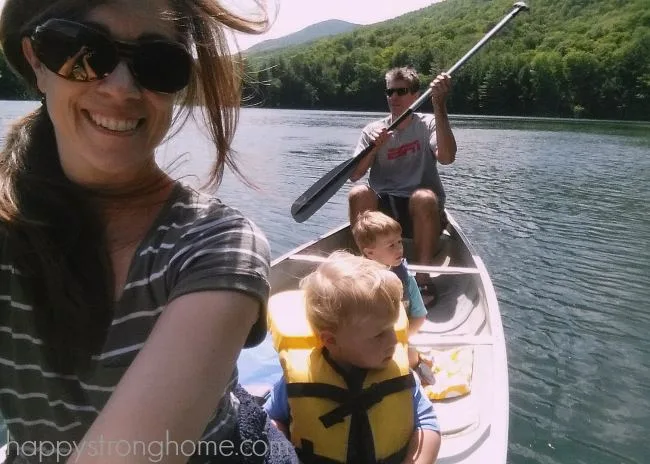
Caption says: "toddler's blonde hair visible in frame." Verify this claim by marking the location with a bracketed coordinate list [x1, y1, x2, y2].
[352, 210, 402, 251]
[300, 251, 402, 334]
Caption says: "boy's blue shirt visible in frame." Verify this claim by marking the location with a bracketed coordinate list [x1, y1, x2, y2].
[264, 370, 439, 432]
[392, 259, 428, 319]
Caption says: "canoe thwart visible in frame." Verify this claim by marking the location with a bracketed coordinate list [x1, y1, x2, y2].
[407, 263, 479, 275]
[287, 254, 480, 275]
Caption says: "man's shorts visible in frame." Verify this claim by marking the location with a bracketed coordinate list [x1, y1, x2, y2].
[377, 192, 448, 239]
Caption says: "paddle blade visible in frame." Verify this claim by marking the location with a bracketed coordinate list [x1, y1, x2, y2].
[291, 156, 360, 223]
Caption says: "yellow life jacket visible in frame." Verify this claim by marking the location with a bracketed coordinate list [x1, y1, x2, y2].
[267, 290, 415, 464]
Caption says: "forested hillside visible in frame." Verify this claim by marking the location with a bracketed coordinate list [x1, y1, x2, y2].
[243, 0, 649, 120]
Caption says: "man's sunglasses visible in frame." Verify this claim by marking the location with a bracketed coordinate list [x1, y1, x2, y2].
[29, 19, 192, 94]
[384, 87, 411, 97]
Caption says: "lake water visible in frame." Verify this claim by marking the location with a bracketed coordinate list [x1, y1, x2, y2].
[1, 101, 649, 463]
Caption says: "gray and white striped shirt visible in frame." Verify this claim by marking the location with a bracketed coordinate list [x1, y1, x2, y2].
[0, 182, 271, 463]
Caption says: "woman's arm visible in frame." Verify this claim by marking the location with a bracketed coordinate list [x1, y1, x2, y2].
[68, 290, 259, 464]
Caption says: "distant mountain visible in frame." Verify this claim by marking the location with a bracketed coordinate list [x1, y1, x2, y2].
[245, 19, 361, 54]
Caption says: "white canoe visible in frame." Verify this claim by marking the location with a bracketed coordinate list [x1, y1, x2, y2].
[261, 211, 509, 463]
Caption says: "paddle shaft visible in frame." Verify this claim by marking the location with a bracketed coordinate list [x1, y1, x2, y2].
[389, 1, 530, 129]
[291, 2, 529, 223]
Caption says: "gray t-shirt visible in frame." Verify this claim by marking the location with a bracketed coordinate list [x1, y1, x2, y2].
[0, 182, 271, 463]
[353, 113, 446, 205]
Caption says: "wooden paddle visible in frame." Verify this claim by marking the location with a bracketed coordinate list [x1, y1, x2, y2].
[291, 2, 529, 223]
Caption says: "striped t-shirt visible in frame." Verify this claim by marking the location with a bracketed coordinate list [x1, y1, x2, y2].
[0, 182, 271, 463]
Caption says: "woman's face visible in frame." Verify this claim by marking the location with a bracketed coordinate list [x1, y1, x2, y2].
[24, 0, 181, 187]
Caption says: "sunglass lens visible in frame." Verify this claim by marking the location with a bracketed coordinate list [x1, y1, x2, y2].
[385, 88, 409, 97]
[33, 21, 118, 82]
[132, 42, 191, 93]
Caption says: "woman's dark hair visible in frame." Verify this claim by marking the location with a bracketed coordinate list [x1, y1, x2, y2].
[0, 0, 269, 372]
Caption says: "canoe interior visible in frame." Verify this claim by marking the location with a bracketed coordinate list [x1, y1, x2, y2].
[270, 218, 489, 339]
[267, 214, 509, 464]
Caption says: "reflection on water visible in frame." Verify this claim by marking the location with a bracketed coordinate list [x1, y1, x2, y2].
[1, 103, 649, 463]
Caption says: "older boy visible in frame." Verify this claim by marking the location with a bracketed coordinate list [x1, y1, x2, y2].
[264, 252, 441, 464]
[352, 210, 429, 325]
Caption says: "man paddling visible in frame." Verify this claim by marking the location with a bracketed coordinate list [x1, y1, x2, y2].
[348, 66, 457, 268]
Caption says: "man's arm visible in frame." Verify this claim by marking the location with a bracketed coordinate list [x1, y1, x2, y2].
[349, 127, 391, 181]
[430, 73, 457, 165]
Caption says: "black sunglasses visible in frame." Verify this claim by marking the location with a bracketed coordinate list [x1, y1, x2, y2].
[384, 87, 411, 97]
[29, 19, 192, 94]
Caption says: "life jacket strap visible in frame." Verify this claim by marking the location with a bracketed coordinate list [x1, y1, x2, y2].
[286, 373, 415, 428]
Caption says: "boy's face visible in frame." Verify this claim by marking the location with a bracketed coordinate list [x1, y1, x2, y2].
[326, 314, 399, 370]
[364, 232, 403, 267]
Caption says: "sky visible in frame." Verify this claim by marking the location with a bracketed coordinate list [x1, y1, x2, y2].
[0, 0, 440, 50]
[226, 0, 440, 51]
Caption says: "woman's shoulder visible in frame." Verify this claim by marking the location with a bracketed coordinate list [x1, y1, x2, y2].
[126, 182, 271, 308]
[143, 182, 270, 270]
[170, 182, 248, 223]
[159, 182, 267, 243]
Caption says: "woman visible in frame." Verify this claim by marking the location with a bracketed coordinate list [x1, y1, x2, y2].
[0, 0, 297, 462]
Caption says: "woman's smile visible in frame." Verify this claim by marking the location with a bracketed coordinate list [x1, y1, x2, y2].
[85, 110, 143, 133]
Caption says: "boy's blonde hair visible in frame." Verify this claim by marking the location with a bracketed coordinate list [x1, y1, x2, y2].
[352, 210, 402, 251]
[300, 251, 402, 334]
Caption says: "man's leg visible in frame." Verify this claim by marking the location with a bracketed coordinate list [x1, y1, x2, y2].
[348, 185, 378, 226]
[408, 188, 441, 264]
